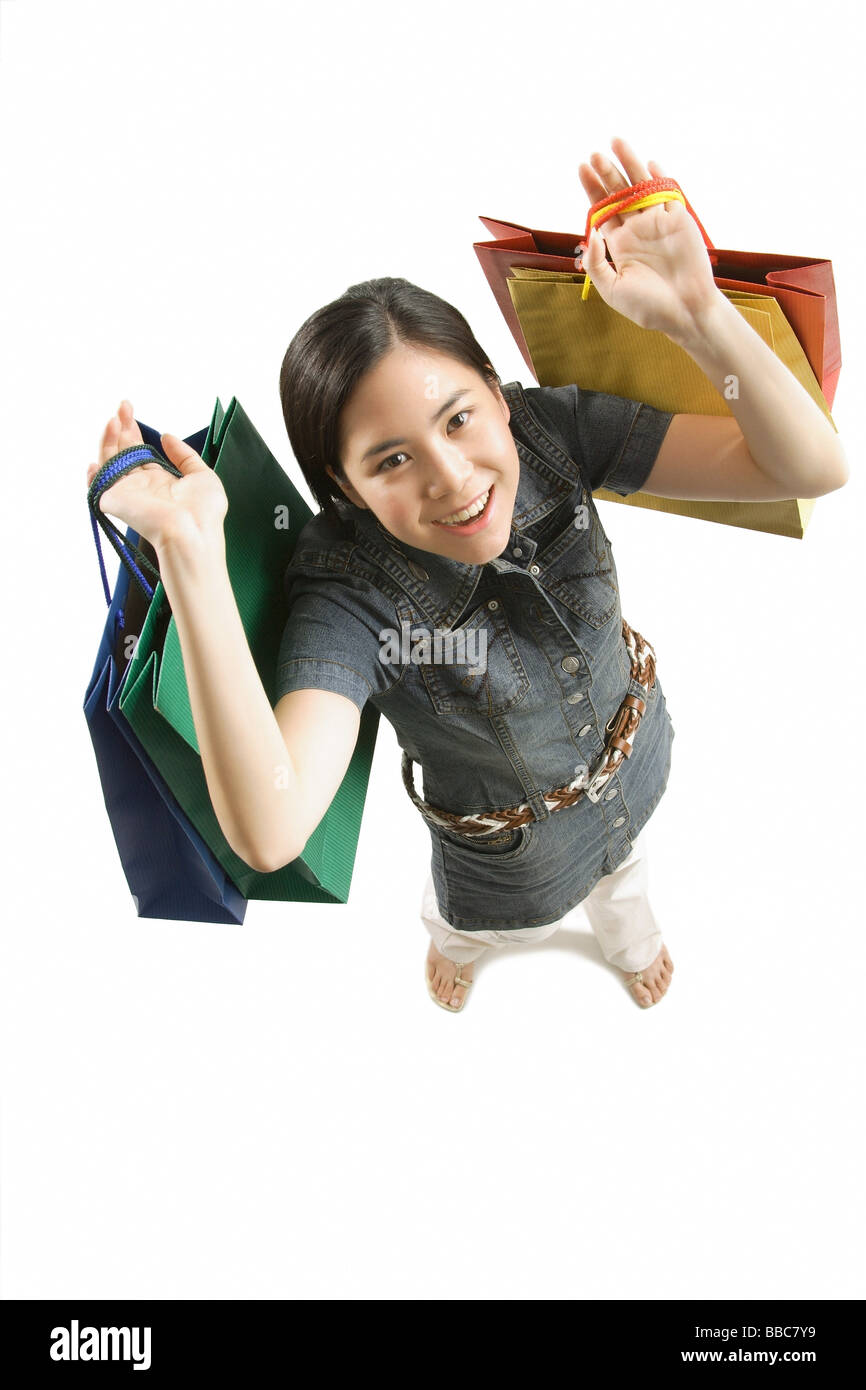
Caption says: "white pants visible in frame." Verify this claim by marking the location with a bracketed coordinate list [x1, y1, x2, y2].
[420, 827, 663, 974]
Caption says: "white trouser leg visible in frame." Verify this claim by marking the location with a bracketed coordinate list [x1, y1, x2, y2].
[419, 869, 562, 965]
[580, 827, 664, 974]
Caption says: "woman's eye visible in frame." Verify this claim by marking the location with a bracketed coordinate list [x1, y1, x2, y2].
[378, 452, 408, 473]
[377, 412, 471, 473]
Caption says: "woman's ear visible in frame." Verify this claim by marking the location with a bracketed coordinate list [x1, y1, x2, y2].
[488, 372, 510, 426]
[325, 463, 369, 510]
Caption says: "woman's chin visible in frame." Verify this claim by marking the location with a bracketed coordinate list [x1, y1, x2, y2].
[434, 525, 509, 563]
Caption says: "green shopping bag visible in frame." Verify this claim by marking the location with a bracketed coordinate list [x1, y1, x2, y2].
[117, 396, 379, 903]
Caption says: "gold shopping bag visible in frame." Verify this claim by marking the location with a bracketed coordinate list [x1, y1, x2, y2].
[507, 268, 837, 539]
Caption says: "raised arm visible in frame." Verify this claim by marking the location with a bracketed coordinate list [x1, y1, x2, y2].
[88, 401, 360, 874]
[577, 138, 848, 501]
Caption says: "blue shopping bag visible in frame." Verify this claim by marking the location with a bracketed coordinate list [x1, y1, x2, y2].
[83, 421, 247, 924]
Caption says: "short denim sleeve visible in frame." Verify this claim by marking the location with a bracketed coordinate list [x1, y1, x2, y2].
[275, 569, 399, 714]
[522, 383, 674, 495]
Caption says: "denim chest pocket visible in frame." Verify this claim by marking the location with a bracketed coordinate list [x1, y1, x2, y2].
[536, 488, 618, 629]
[419, 599, 531, 716]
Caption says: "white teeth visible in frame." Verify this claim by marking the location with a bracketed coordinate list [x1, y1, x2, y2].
[437, 488, 490, 525]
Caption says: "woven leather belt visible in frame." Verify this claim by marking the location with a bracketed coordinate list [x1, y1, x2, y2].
[401, 618, 657, 837]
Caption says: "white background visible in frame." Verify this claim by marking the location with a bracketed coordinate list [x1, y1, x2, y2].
[1, 0, 864, 1300]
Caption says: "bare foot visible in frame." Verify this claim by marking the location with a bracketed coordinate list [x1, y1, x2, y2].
[622, 943, 674, 1007]
[426, 941, 475, 1011]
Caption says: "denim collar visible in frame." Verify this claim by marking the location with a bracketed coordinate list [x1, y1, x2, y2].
[336, 380, 577, 629]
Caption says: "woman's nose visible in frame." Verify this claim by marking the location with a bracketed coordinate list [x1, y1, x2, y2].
[423, 443, 472, 497]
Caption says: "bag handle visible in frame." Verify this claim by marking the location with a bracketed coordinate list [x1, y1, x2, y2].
[87, 442, 183, 607]
[578, 176, 716, 300]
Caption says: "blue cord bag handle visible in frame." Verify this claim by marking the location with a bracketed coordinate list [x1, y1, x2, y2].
[87, 442, 183, 606]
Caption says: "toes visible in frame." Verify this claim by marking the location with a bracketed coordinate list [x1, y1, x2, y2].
[646, 972, 669, 1002]
[448, 967, 472, 1008]
[626, 975, 653, 1006]
[429, 964, 450, 999]
[445, 974, 464, 1005]
[449, 976, 471, 1008]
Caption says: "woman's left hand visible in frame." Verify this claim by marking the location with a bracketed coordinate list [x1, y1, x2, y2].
[577, 137, 720, 341]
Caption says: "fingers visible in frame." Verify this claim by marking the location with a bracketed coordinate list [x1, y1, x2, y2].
[578, 160, 609, 208]
[160, 432, 208, 475]
[99, 413, 120, 466]
[116, 399, 143, 447]
[585, 152, 626, 231]
[589, 149, 629, 193]
[580, 140, 660, 231]
[647, 158, 676, 213]
[583, 223, 618, 300]
[98, 399, 140, 468]
[86, 399, 143, 488]
[609, 136, 650, 185]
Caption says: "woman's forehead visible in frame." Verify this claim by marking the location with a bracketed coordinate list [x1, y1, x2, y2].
[341, 356, 485, 453]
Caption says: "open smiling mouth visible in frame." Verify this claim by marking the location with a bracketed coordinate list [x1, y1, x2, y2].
[431, 483, 495, 532]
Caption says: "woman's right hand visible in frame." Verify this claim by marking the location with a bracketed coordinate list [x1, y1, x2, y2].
[86, 400, 229, 555]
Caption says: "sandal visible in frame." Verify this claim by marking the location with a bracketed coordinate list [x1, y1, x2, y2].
[624, 969, 655, 1006]
[425, 958, 474, 1012]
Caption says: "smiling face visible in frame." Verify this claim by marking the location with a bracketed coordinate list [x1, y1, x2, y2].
[325, 342, 520, 563]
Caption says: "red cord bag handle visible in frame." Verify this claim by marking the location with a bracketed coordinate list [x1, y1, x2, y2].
[578, 177, 716, 299]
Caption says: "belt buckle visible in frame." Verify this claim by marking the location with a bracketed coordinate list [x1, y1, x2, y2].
[583, 751, 612, 804]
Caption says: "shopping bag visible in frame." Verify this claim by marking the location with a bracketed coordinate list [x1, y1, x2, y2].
[474, 189, 841, 538]
[110, 398, 380, 904]
[475, 209, 840, 402]
[83, 422, 247, 923]
[508, 270, 835, 539]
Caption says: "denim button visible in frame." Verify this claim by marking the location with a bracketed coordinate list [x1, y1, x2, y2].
[529, 564, 540, 575]
[408, 561, 428, 581]
[578, 723, 592, 737]
[566, 692, 584, 704]
[561, 655, 580, 673]
[613, 815, 626, 827]
[513, 546, 523, 557]
[487, 599, 499, 611]
[604, 788, 617, 800]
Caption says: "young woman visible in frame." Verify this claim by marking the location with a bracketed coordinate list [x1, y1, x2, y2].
[87, 138, 847, 1013]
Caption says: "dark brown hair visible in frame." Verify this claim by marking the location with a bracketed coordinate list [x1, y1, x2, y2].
[279, 276, 500, 528]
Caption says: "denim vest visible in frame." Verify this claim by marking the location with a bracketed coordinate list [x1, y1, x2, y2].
[276, 379, 676, 931]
